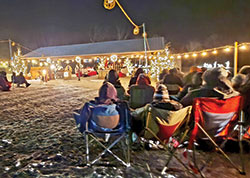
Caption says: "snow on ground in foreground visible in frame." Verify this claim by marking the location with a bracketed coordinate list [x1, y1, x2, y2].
[0, 77, 249, 177]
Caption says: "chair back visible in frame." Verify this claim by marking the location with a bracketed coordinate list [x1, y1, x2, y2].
[129, 85, 154, 109]
[91, 104, 120, 129]
[190, 96, 243, 143]
[144, 105, 192, 142]
[87, 102, 130, 133]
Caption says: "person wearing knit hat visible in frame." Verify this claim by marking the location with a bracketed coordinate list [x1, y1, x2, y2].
[96, 82, 118, 104]
[153, 84, 170, 102]
[104, 69, 127, 100]
[128, 73, 155, 109]
[152, 84, 183, 111]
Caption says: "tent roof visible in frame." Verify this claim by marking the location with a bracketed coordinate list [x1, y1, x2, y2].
[24, 37, 165, 58]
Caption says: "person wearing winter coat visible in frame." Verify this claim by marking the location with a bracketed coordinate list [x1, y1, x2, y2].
[180, 67, 239, 107]
[104, 69, 127, 100]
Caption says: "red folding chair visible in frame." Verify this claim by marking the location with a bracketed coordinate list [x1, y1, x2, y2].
[189, 95, 246, 175]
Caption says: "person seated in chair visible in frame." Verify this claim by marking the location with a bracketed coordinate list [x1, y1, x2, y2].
[104, 69, 128, 100]
[13, 72, 31, 87]
[232, 65, 250, 124]
[162, 68, 183, 95]
[152, 84, 183, 111]
[0, 71, 11, 91]
[75, 82, 130, 133]
[177, 72, 203, 101]
[128, 73, 155, 109]
[180, 67, 239, 107]
[128, 68, 144, 87]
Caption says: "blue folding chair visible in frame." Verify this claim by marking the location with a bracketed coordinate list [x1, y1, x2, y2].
[73, 101, 131, 167]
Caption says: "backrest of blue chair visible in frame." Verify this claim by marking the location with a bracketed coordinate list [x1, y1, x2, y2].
[88, 102, 130, 133]
[91, 104, 120, 129]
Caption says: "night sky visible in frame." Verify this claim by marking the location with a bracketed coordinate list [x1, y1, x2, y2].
[1, 0, 250, 58]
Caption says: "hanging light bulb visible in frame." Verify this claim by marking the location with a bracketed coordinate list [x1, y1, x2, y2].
[212, 50, 217, 54]
[240, 45, 246, 50]
[103, 0, 116, 10]
[142, 32, 147, 38]
[192, 53, 197, 57]
[225, 48, 231, 52]
[133, 26, 140, 35]
[202, 52, 207, 56]
[184, 54, 189, 58]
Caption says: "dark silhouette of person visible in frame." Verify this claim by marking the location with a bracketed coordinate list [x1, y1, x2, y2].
[128, 68, 144, 87]
[0, 71, 11, 91]
[104, 69, 127, 100]
[13, 72, 31, 87]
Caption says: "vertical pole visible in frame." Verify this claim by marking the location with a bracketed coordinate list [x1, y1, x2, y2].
[239, 111, 246, 174]
[234, 41, 238, 76]
[8, 39, 13, 61]
[142, 23, 148, 71]
[78, 63, 81, 81]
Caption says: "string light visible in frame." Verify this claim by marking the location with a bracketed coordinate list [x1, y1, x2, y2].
[212, 50, 217, 54]
[192, 53, 197, 57]
[172, 42, 250, 59]
[202, 52, 207, 56]
[225, 47, 231, 52]
[240, 45, 246, 50]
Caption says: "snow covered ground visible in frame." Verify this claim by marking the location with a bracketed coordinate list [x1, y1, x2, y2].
[0, 76, 249, 177]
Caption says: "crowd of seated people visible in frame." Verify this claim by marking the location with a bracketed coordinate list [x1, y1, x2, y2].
[77, 65, 245, 113]
[75, 66, 250, 147]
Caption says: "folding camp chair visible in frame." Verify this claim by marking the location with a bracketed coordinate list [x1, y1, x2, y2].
[73, 101, 131, 167]
[188, 95, 246, 175]
[132, 104, 197, 176]
[129, 85, 154, 109]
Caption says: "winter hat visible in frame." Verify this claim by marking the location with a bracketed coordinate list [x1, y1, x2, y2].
[232, 74, 246, 91]
[239, 65, 250, 75]
[134, 68, 144, 77]
[202, 67, 232, 90]
[153, 84, 170, 102]
[106, 69, 119, 85]
[97, 82, 118, 104]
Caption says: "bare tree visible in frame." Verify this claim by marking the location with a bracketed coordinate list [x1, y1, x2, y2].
[186, 41, 203, 51]
[88, 25, 106, 43]
[116, 25, 130, 40]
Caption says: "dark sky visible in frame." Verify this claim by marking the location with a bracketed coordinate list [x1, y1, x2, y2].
[1, 0, 250, 58]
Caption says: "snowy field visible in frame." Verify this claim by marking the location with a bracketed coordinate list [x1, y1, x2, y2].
[0, 76, 249, 177]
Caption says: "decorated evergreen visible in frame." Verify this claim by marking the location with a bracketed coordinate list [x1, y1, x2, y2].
[150, 48, 175, 80]
[11, 48, 27, 74]
[123, 58, 134, 74]
[97, 57, 106, 70]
